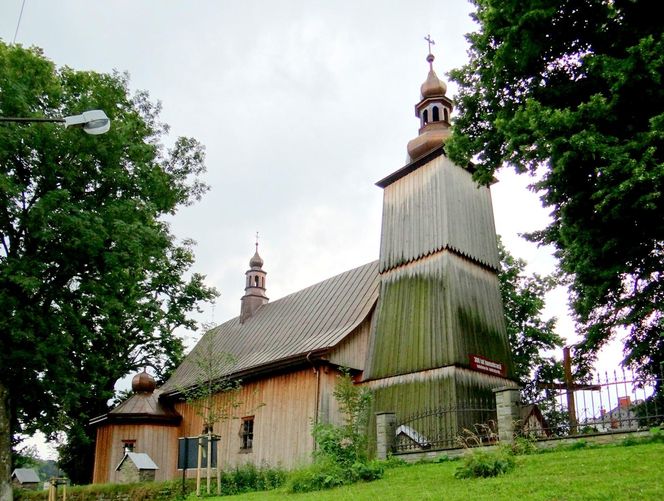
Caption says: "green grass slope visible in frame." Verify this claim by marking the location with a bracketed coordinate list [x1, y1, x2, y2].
[215, 442, 664, 501]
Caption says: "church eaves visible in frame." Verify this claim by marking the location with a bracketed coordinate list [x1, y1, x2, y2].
[160, 260, 379, 396]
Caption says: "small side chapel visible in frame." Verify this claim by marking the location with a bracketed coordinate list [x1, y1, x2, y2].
[91, 49, 515, 484]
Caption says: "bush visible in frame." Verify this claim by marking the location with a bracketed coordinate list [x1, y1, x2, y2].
[216, 463, 286, 495]
[286, 458, 384, 493]
[348, 460, 384, 482]
[504, 436, 538, 456]
[313, 422, 366, 467]
[454, 451, 515, 479]
[286, 459, 347, 493]
[383, 455, 408, 468]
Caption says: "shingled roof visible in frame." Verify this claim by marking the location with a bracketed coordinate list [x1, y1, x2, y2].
[161, 260, 379, 396]
[90, 389, 181, 426]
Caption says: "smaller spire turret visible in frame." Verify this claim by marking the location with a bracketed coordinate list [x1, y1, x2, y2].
[240, 238, 269, 324]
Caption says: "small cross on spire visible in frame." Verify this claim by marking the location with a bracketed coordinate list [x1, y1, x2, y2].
[255, 231, 259, 250]
[424, 34, 435, 54]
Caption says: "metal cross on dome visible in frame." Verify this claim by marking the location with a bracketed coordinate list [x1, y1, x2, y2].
[424, 34, 435, 54]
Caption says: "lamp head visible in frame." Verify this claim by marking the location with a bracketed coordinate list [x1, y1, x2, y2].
[64, 110, 110, 135]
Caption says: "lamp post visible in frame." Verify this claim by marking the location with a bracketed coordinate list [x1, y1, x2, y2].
[0, 109, 111, 135]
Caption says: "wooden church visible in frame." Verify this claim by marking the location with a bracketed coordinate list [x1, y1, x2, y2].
[91, 50, 514, 483]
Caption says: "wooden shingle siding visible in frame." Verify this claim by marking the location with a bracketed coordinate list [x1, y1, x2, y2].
[379, 154, 500, 273]
[364, 367, 516, 447]
[364, 251, 511, 380]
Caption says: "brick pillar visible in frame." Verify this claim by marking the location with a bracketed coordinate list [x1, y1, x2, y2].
[375, 412, 397, 459]
[493, 386, 521, 444]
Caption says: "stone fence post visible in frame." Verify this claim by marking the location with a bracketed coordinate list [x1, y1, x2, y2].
[375, 411, 397, 459]
[493, 386, 521, 444]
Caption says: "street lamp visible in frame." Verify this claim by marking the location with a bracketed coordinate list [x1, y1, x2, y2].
[0, 109, 111, 135]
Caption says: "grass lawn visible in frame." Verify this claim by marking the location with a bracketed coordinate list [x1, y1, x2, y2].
[213, 442, 664, 501]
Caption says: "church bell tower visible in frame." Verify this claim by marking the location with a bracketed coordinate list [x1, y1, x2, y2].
[364, 43, 514, 417]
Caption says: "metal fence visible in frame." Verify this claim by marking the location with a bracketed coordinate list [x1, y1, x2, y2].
[393, 398, 497, 453]
[526, 369, 664, 438]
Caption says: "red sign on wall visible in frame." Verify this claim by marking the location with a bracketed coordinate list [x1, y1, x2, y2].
[469, 354, 506, 377]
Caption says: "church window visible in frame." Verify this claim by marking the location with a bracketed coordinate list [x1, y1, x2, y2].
[444, 108, 449, 122]
[122, 439, 136, 453]
[422, 109, 429, 124]
[254, 276, 259, 287]
[240, 417, 254, 451]
[432, 106, 440, 122]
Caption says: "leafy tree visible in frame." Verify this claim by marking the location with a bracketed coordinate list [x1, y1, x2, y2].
[312, 369, 372, 468]
[0, 41, 217, 495]
[497, 239, 563, 399]
[178, 334, 243, 496]
[447, 0, 664, 380]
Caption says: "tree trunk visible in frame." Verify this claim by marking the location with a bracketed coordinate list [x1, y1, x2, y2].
[0, 381, 13, 501]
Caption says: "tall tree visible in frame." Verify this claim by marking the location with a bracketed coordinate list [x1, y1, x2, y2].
[447, 0, 664, 379]
[497, 239, 563, 400]
[0, 41, 217, 495]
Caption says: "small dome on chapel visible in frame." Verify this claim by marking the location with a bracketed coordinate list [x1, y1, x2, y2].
[132, 370, 156, 393]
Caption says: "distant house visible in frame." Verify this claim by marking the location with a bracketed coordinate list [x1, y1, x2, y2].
[11, 468, 40, 490]
[115, 452, 159, 483]
[587, 396, 641, 431]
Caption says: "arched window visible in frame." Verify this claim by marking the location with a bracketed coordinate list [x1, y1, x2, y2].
[254, 276, 259, 287]
[432, 106, 440, 122]
[444, 108, 449, 122]
[422, 109, 429, 125]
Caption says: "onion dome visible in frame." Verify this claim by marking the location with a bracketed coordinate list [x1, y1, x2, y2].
[420, 54, 447, 98]
[132, 370, 156, 393]
[249, 249, 264, 268]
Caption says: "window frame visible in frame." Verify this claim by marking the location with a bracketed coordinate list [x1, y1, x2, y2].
[239, 416, 254, 452]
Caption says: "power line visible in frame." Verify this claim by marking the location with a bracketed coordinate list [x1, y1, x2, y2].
[12, 0, 27, 45]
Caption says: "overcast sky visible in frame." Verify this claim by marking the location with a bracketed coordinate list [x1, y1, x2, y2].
[2, 0, 624, 455]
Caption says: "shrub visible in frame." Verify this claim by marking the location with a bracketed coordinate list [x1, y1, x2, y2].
[286, 459, 346, 493]
[504, 436, 538, 456]
[384, 454, 408, 468]
[286, 458, 384, 493]
[289, 368, 383, 493]
[217, 463, 287, 495]
[454, 451, 515, 479]
[348, 460, 384, 482]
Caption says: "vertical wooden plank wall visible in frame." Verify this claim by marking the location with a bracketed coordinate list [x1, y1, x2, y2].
[93, 423, 179, 483]
[173, 367, 319, 475]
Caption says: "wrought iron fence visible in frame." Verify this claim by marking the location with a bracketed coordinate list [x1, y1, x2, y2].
[393, 398, 497, 453]
[526, 369, 664, 439]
